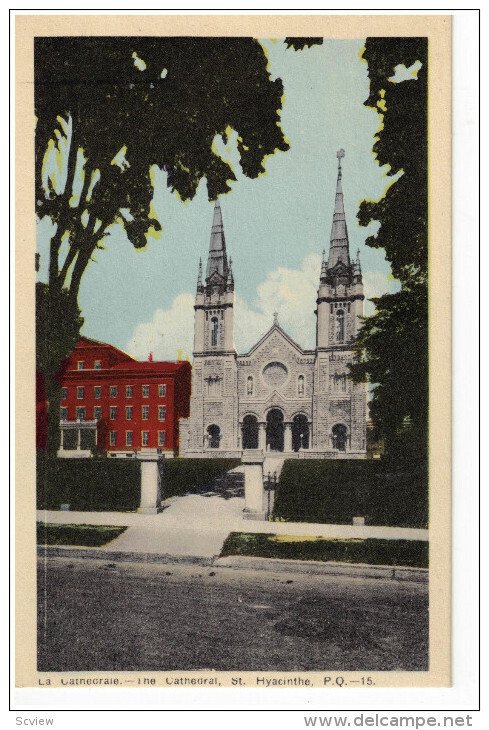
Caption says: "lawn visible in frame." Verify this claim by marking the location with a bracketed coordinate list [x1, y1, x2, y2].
[37, 522, 127, 547]
[220, 532, 429, 568]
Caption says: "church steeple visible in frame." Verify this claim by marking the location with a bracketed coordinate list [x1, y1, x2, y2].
[193, 199, 236, 355]
[316, 148, 364, 350]
[327, 149, 351, 269]
[206, 199, 229, 284]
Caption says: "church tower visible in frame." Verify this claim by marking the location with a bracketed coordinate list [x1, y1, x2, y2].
[313, 150, 367, 455]
[186, 201, 240, 455]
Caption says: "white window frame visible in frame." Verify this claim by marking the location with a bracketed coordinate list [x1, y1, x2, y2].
[60, 407, 68, 421]
[94, 360, 102, 370]
[110, 431, 117, 447]
[126, 406, 133, 421]
[110, 385, 118, 398]
[77, 360, 85, 370]
[76, 386, 84, 400]
[76, 406, 86, 421]
[93, 406, 102, 420]
[142, 405, 150, 421]
[158, 384, 167, 397]
[125, 431, 133, 447]
[158, 405, 166, 422]
[141, 431, 150, 447]
[94, 386, 102, 399]
[110, 406, 117, 421]
[158, 431, 166, 446]
[61, 387, 67, 400]
[126, 385, 133, 399]
[142, 385, 150, 398]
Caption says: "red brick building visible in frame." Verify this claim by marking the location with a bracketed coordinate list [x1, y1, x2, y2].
[56, 338, 191, 456]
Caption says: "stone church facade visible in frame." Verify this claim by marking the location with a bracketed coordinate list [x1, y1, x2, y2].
[180, 151, 367, 459]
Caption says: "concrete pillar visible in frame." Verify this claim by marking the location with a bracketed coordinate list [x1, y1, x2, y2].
[77, 427, 81, 450]
[284, 422, 292, 452]
[137, 453, 164, 514]
[258, 422, 266, 450]
[60, 427, 65, 450]
[242, 449, 266, 521]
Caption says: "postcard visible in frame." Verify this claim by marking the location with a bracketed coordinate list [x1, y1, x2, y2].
[15, 13, 451, 692]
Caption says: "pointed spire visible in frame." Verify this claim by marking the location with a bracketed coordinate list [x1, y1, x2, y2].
[356, 248, 362, 273]
[206, 199, 228, 282]
[327, 149, 350, 269]
[196, 257, 203, 291]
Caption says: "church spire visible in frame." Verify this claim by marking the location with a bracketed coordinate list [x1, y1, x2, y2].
[327, 149, 351, 269]
[206, 199, 228, 282]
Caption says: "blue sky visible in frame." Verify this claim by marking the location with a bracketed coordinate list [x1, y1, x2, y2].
[37, 38, 400, 361]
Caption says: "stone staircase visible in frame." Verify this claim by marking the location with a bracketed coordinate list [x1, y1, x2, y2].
[189, 468, 245, 500]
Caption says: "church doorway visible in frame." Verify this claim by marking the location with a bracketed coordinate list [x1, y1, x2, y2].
[266, 409, 284, 452]
[242, 415, 259, 449]
[332, 423, 348, 451]
[292, 414, 309, 451]
[207, 424, 221, 449]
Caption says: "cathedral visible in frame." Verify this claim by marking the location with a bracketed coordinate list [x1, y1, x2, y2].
[180, 150, 367, 459]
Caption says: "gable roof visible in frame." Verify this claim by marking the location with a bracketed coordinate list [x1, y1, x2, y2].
[239, 322, 308, 358]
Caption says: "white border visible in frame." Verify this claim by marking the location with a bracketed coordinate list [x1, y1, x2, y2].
[7, 2, 482, 721]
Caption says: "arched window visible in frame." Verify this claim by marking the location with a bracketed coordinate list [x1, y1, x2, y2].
[247, 376, 254, 395]
[207, 424, 221, 448]
[298, 375, 305, 397]
[332, 423, 348, 451]
[336, 309, 345, 343]
[242, 415, 258, 449]
[211, 317, 219, 347]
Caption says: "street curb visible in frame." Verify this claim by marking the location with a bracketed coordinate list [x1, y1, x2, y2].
[213, 555, 428, 582]
[37, 546, 428, 582]
[37, 546, 213, 566]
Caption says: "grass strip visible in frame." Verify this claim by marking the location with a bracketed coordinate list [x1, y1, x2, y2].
[37, 522, 127, 547]
[220, 532, 428, 568]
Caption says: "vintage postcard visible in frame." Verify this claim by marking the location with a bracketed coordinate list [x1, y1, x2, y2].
[15, 14, 451, 693]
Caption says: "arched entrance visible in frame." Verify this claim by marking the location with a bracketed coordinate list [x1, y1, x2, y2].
[242, 415, 259, 449]
[207, 424, 221, 449]
[266, 409, 284, 452]
[292, 414, 310, 451]
[332, 423, 348, 452]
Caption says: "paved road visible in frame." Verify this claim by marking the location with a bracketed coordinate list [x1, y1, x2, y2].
[37, 556, 428, 672]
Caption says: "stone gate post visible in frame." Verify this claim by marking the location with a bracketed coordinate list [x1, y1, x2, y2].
[137, 453, 164, 514]
[242, 449, 266, 521]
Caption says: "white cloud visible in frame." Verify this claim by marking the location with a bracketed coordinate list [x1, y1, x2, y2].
[125, 254, 397, 361]
[362, 270, 401, 316]
[125, 292, 195, 361]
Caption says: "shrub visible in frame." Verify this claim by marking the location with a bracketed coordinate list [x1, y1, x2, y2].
[273, 460, 428, 528]
[37, 454, 240, 511]
[37, 453, 141, 511]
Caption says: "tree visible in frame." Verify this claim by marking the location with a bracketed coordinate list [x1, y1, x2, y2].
[349, 37, 428, 464]
[35, 37, 292, 451]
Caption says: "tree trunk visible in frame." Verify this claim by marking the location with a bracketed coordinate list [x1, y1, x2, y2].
[44, 372, 62, 459]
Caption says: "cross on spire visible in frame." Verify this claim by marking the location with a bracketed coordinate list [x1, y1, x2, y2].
[327, 148, 350, 269]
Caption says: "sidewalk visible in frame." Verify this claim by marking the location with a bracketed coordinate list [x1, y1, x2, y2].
[37, 491, 428, 560]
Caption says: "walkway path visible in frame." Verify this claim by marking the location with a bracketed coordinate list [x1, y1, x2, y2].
[37, 492, 428, 560]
